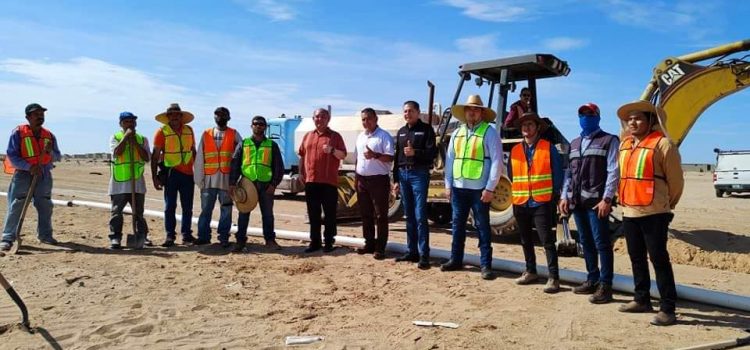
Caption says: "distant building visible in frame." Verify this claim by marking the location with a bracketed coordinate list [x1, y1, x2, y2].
[682, 163, 712, 173]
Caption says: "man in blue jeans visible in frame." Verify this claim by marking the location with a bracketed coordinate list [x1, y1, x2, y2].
[392, 100, 437, 269]
[194, 107, 242, 246]
[1, 103, 62, 251]
[229, 116, 284, 252]
[559, 103, 619, 303]
[441, 95, 503, 280]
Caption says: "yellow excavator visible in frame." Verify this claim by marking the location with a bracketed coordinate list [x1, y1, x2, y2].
[637, 39, 750, 145]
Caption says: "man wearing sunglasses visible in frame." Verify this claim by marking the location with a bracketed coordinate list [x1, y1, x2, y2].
[229, 116, 284, 252]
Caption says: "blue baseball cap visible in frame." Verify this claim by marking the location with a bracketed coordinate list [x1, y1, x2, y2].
[119, 111, 138, 121]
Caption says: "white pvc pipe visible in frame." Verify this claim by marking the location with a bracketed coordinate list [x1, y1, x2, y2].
[3, 193, 749, 312]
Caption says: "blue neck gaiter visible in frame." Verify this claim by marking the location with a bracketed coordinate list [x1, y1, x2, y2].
[579, 114, 600, 136]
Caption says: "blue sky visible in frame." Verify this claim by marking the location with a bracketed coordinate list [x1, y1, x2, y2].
[0, 0, 748, 162]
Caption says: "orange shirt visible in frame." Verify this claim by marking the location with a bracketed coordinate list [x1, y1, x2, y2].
[154, 126, 195, 175]
[298, 128, 346, 187]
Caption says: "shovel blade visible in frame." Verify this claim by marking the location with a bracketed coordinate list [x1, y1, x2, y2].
[9, 237, 20, 255]
[125, 234, 145, 249]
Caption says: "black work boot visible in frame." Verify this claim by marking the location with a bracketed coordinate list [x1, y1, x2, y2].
[573, 280, 597, 295]
[588, 283, 613, 304]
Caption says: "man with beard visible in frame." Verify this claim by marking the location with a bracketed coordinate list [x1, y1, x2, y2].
[194, 107, 242, 247]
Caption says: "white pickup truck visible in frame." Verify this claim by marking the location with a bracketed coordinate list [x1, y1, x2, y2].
[713, 149, 750, 197]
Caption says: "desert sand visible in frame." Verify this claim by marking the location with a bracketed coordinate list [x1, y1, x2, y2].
[0, 162, 748, 349]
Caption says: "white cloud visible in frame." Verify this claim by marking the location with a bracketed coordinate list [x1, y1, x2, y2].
[233, 0, 299, 21]
[603, 0, 697, 29]
[440, 0, 530, 22]
[541, 37, 589, 51]
[455, 34, 498, 57]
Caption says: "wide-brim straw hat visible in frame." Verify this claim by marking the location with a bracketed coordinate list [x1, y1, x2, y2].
[155, 103, 195, 125]
[515, 112, 549, 134]
[231, 177, 258, 213]
[451, 95, 497, 123]
[616, 100, 668, 135]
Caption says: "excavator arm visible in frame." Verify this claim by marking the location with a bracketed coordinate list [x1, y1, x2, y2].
[638, 39, 750, 146]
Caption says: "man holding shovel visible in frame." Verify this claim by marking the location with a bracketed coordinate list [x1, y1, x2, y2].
[108, 112, 151, 249]
[1, 103, 62, 252]
[559, 103, 619, 303]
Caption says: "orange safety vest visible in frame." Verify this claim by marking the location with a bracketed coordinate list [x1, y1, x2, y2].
[510, 139, 553, 205]
[3, 125, 53, 174]
[618, 131, 663, 206]
[202, 127, 236, 175]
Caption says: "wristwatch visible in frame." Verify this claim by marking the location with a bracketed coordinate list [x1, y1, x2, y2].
[603, 197, 612, 204]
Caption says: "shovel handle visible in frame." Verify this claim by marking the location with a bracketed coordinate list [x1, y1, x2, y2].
[14, 173, 40, 239]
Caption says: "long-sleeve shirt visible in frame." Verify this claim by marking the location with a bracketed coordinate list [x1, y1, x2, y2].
[229, 137, 284, 188]
[108, 134, 151, 195]
[621, 136, 684, 218]
[392, 119, 437, 183]
[561, 129, 620, 202]
[507, 138, 564, 207]
[5, 125, 62, 178]
[193, 127, 243, 190]
[445, 123, 503, 191]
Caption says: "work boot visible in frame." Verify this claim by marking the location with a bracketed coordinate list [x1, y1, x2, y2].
[417, 256, 431, 270]
[0, 241, 12, 252]
[588, 283, 613, 304]
[514, 271, 539, 285]
[373, 251, 385, 260]
[109, 238, 122, 250]
[144, 237, 153, 246]
[395, 252, 419, 262]
[161, 239, 175, 248]
[38, 236, 58, 245]
[543, 278, 560, 294]
[356, 246, 374, 255]
[322, 243, 336, 253]
[265, 239, 282, 250]
[232, 240, 247, 253]
[573, 280, 597, 295]
[220, 240, 232, 249]
[182, 235, 196, 244]
[193, 238, 211, 245]
[618, 301, 654, 313]
[650, 311, 677, 326]
[440, 259, 463, 272]
[480, 267, 496, 280]
[304, 243, 321, 253]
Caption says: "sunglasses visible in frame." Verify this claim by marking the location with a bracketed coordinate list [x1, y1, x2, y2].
[252, 122, 267, 126]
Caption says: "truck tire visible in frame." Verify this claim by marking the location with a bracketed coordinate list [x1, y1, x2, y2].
[715, 189, 724, 198]
[387, 197, 403, 223]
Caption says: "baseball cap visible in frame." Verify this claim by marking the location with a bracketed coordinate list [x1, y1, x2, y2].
[25, 103, 47, 115]
[578, 103, 600, 117]
[119, 111, 138, 121]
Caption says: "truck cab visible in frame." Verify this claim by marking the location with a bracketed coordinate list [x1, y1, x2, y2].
[265, 114, 304, 194]
[713, 148, 750, 197]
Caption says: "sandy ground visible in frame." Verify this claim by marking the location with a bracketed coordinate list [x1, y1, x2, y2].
[0, 162, 748, 349]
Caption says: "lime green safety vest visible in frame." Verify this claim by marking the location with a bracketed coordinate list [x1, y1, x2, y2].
[161, 124, 193, 167]
[241, 138, 273, 182]
[112, 131, 145, 182]
[452, 122, 489, 180]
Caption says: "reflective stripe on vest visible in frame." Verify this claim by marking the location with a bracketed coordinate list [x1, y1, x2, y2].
[3, 125, 53, 174]
[452, 122, 489, 180]
[111, 131, 145, 182]
[241, 138, 272, 182]
[618, 131, 663, 206]
[162, 124, 193, 167]
[510, 139, 553, 205]
[203, 128, 236, 175]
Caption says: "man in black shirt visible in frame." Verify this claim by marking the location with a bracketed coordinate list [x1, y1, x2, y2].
[392, 100, 437, 269]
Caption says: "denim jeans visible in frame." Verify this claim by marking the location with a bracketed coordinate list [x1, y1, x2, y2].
[623, 213, 677, 314]
[2, 170, 54, 242]
[236, 181, 275, 243]
[197, 188, 233, 242]
[514, 203, 559, 279]
[399, 168, 430, 257]
[450, 187, 493, 268]
[163, 169, 194, 240]
[572, 207, 614, 285]
[109, 193, 149, 240]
